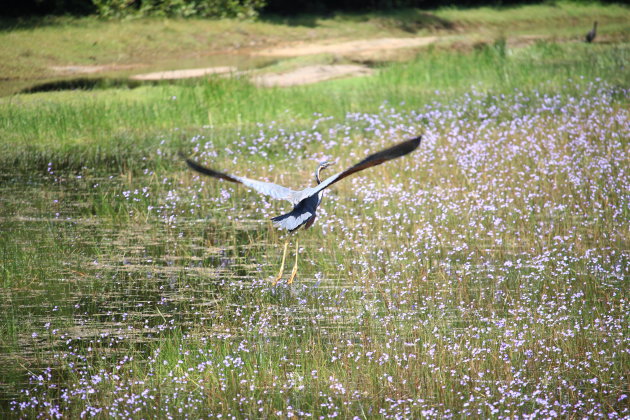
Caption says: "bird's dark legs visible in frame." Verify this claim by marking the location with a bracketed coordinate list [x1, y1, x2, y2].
[287, 239, 299, 285]
[273, 240, 289, 286]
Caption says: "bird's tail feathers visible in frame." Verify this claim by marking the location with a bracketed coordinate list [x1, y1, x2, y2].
[271, 211, 313, 232]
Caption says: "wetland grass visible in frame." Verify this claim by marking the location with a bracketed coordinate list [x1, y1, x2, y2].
[1, 40, 628, 173]
[1, 23, 628, 419]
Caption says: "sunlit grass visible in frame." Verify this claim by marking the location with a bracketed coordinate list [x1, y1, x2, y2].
[2, 75, 627, 417]
[434, 1, 629, 26]
[2, 1, 627, 81]
[1, 8, 629, 417]
[1, 40, 628, 175]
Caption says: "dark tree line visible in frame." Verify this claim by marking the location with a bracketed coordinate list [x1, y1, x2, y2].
[1, 0, 616, 18]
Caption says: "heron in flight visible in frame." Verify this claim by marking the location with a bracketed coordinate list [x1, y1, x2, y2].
[183, 135, 422, 285]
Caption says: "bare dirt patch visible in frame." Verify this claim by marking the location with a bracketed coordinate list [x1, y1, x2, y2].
[48, 36, 441, 87]
[51, 64, 140, 74]
[251, 64, 374, 87]
[125, 37, 440, 86]
[130, 66, 237, 80]
[253, 36, 439, 57]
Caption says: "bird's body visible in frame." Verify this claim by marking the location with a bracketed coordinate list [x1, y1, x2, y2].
[271, 188, 321, 231]
[270, 161, 330, 232]
[586, 21, 598, 43]
[183, 135, 422, 284]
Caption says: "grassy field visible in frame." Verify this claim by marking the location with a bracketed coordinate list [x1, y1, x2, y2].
[1, 1, 629, 95]
[2, 40, 629, 171]
[1, 2, 629, 418]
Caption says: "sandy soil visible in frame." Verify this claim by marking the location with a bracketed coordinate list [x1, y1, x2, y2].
[253, 36, 439, 57]
[251, 64, 374, 87]
[130, 66, 237, 80]
[51, 64, 140, 74]
[250, 37, 438, 85]
[51, 36, 441, 87]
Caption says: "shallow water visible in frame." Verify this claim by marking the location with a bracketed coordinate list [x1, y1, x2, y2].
[2, 81, 627, 418]
[0, 171, 355, 412]
[0, 173, 249, 403]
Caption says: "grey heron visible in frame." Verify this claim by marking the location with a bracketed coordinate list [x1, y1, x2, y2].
[183, 135, 422, 285]
[586, 21, 597, 43]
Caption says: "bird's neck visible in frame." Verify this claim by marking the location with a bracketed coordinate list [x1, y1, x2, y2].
[315, 166, 324, 184]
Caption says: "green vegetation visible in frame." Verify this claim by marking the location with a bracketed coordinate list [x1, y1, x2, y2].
[1, 1, 628, 95]
[2, 39, 628, 173]
[1, 3, 628, 418]
[92, 0, 265, 19]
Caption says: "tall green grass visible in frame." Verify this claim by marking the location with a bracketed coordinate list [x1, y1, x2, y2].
[1, 40, 628, 173]
[0, 13, 628, 417]
[1, 87, 627, 418]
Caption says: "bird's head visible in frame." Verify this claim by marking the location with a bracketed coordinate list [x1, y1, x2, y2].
[315, 160, 334, 183]
[319, 160, 334, 170]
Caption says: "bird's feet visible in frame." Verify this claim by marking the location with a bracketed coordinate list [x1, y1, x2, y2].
[287, 240, 299, 285]
[272, 240, 289, 286]
[287, 265, 298, 285]
[272, 272, 283, 286]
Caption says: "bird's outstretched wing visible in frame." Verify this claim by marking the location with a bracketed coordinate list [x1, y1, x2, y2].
[294, 135, 422, 202]
[183, 157, 299, 203]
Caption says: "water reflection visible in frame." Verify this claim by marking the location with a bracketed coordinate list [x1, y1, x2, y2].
[0, 172, 346, 411]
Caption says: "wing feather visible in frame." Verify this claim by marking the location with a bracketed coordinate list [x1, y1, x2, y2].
[271, 210, 314, 232]
[183, 157, 298, 203]
[294, 135, 422, 202]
